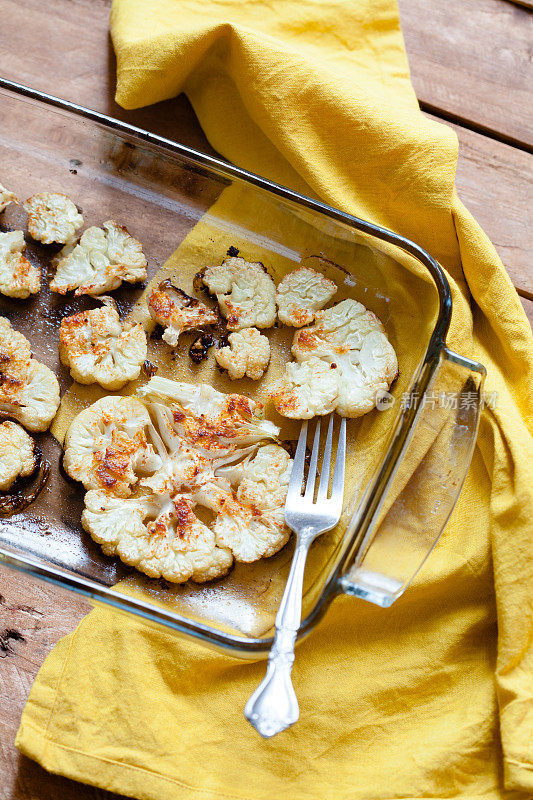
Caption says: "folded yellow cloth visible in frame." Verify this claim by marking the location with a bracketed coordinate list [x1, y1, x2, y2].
[16, 1, 533, 798]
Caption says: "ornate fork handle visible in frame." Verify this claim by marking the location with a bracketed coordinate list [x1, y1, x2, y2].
[244, 539, 311, 738]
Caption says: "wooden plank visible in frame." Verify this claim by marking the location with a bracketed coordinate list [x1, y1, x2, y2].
[428, 114, 533, 298]
[0, 0, 216, 157]
[399, 0, 533, 150]
[521, 297, 533, 330]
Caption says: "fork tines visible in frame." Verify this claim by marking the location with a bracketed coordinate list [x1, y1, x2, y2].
[287, 414, 346, 506]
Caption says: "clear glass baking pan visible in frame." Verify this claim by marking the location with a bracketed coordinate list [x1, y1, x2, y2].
[0, 78, 485, 658]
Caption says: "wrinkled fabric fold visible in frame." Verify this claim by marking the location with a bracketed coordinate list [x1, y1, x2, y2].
[16, 1, 533, 798]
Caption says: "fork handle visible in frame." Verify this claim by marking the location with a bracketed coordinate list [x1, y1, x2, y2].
[244, 538, 310, 737]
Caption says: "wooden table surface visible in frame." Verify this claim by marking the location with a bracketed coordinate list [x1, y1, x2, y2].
[0, 0, 531, 797]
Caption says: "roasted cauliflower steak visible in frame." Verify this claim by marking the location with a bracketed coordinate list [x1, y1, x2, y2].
[0, 317, 60, 432]
[67, 379, 292, 583]
[215, 327, 271, 380]
[59, 299, 147, 390]
[0, 230, 41, 298]
[50, 220, 147, 296]
[276, 267, 337, 327]
[148, 280, 217, 347]
[0, 421, 38, 491]
[0, 182, 18, 213]
[23, 192, 83, 245]
[199, 256, 276, 330]
[269, 299, 398, 418]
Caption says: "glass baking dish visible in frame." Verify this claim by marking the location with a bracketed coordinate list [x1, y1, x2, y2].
[0, 78, 485, 658]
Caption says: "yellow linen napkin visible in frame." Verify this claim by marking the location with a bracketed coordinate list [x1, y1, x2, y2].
[16, 1, 533, 798]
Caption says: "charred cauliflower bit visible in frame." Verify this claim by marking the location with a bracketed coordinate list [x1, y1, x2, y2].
[59, 299, 147, 390]
[0, 230, 41, 298]
[23, 192, 83, 245]
[268, 357, 339, 419]
[0, 421, 37, 490]
[148, 280, 217, 347]
[276, 267, 337, 327]
[0, 182, 18, 213]
[200, 256, 276, 330]
[270, 299, 398, 418]
[50, 220, 147, 296]
[68, 379, 291, 582]
[63, 395, 161, 497]
[215, 328, 270, 380]
[0, 317, 60, 432]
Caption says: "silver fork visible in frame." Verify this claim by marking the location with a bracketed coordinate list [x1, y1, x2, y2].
[244, 414, 346, 738]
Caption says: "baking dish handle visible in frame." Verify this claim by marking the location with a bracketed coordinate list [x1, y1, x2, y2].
[338, 347, 486, 607]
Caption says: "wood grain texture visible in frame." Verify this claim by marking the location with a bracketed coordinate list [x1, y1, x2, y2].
[398, 0, 533, 149]
[0, 0, 531, 797]
[428, 114, 533, 298]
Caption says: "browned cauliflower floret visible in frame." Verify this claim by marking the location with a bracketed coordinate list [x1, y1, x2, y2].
[276, 267, 337, 327]
[215, 328, 270, 380]
[63, 396, 161, 497]
[23, 192, 83, 245]
[0, 230, 41, 298]
[0, 182, 18, 213]
[59, 299, 147, 390]
[0, 317, 60, 432]
[268, 357, 339, 419]
[199, 256, 276, 330]
[82, 491, 233, 583]
[50, 220, 147, 296]
[270, 299, 398, 419]
[0, 421, 38, 490]
[148, 280, 217, 347]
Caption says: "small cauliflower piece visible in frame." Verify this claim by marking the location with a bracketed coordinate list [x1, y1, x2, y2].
[0, 230, 41, 298]
[82, 490, 233, 583]
[50, 220, 147, 296]
[272, 298, 398, 419]
[276, 267, 337, 327]
[0, 421, 37, 490]
[63, 395, 161, 496]
[215, 328, 270, 380]
[199, 256, 276, 330]
[0, 182, 18, 213]
[0, 317, 60, 432]
[268, 357, 339, 419]
[148, 280, 217, 347]
[59, 300, 147, 390]
[23, 192, 83, 245]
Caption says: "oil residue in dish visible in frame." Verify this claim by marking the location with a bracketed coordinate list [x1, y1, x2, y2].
[0, 447, 50, 517]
